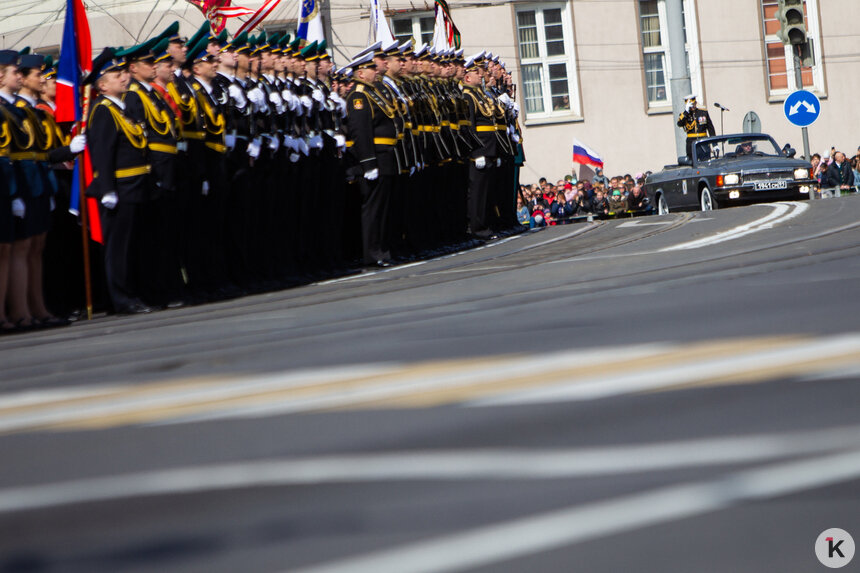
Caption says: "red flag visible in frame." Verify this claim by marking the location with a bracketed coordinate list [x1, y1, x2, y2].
[187, 0, 255, 34]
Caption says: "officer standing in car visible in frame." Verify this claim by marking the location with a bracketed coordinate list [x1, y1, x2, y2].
[677, 94, 714, 160]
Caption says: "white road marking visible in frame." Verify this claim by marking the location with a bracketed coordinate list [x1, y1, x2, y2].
[291, 448, 860, 573]
[617, 220, 674, 228]
[161, 345, 667, 425]
[662, 201, 808, 251]
[0, 426, 857, 515]
[471, 333, 860, 407]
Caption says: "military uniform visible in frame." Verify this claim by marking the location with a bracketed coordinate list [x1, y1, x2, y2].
[677, 96, 715, 160]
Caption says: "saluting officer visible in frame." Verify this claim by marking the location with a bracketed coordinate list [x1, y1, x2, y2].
[677, 94, 715, 160]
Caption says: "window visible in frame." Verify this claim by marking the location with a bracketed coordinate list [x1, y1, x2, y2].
[392, 14, 435, 47]
[760, 0, 824, 98]
[637, 0, 702, 110]
[515, 3, 581, 122]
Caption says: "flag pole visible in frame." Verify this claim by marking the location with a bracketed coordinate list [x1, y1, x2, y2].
[77, 84, 94, 320]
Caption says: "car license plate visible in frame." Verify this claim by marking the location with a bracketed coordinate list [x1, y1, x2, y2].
[754, 180, 788, 191]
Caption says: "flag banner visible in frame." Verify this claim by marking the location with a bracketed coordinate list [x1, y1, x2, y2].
[55, 0, 91, 123]
[572, 139, 604, 169]
[295, 0, 325, 46]
[69, 143, 103, 243]
[432, 0, 460, 50]
[369, 0, 395, 45]
[186, 1, 254, 35]
[236, 0, 286, 36]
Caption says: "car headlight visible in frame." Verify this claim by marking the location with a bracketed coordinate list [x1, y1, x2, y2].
[794, 168, 811, 180]
[723, 173, 740, 185]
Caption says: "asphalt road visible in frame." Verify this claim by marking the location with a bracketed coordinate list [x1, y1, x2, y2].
[1, 196, 859, 572]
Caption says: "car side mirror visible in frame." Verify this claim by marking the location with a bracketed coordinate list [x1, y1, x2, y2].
[678, 156, 693, 166]
[782, 144, 796, 158]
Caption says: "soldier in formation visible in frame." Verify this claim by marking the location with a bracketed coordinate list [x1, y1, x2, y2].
[1, 22, 524, 320]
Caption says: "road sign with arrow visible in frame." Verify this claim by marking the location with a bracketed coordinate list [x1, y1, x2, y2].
[783, 89, 820, 127]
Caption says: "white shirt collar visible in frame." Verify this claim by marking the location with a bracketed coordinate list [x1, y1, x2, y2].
[195, 77, 213, 94]
[0, 91, 17, 104]
[106, 95, 125, 110]
[18, 93, 37, 106]
[218, 70, 235, 82]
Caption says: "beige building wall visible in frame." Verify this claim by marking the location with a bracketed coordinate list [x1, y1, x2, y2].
[2, 0, 857, 183]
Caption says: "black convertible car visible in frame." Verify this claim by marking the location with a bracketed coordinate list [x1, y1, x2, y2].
[643, 133, 817, 214]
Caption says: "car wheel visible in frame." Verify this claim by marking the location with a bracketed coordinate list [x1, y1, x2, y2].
[657, 194, 669, 215]
[700, 186, 718, 211]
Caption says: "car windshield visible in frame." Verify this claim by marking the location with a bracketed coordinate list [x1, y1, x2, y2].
[695, 135, 782, 162]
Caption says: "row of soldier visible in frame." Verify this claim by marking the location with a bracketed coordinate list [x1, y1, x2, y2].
[0, 22, 524, 322]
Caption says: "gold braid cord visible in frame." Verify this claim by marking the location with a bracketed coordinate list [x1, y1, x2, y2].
[94, 100, 147, 150]
[129, 84, 175, 138]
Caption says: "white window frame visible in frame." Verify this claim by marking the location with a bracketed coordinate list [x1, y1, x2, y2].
[391, 13, 435, 47]
[514, 2, 582, 124]
[638, 0, 703, 113]
[760, 0, 825, 100]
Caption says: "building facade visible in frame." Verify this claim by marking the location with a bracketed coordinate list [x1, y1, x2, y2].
[2, 0, 858, 182]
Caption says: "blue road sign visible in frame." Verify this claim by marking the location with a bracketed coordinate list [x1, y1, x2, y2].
[784, 90, 820, 127]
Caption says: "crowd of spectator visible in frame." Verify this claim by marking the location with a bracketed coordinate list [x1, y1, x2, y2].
[517, 169, 653, 228]
[811, 147, 860, 194]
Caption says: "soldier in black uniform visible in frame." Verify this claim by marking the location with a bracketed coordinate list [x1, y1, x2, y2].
[677, 94, 714, 161]
[346, 50, 398, 267]
[461, 53, 497, 239]
[85, 48, 153, 314]
[120, 38, 183, 307]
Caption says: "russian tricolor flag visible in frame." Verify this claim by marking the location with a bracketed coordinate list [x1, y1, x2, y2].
[56, 0, 102, 242]
[572, 139, 604, 169]
[56, 0, 91, 124]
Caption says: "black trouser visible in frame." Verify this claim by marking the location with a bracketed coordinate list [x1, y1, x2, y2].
[359, 173, 392, 264]
[467, 162, 493, 237]
[100, 202, 142, 312]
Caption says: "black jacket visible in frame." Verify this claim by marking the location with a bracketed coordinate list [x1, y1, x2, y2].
[824, 161, 853, 188]
[86, 96, 150, 203]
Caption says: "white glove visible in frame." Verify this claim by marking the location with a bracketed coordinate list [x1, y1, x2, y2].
[248, 87, 266, 112]
[297, 137, 310, 156]
[334, 133, 346, 151]
[511, 133, 520, 144]
[311, 90, 325, 109]
[512, 102, 519, 116]
[176, 141, 188, 153]
[269, 91, 285, 113]
[283, 90, 298, 111]
[309, 134, 323, 150]
[289, 152, 300, 163]
[685, 101, 693, 112]
[100, 193, 117, 210]
[300, 95, 313, 111]
[475, 156, 486, 170]
[11, 198, 25, 218]
[498, 93, 513, 109]
[248, 138, 262, 159]
[228, 84, 247, 107]
[69, 134, 86, 154]
[496, 157, 502, 167]
[268, 135, 280, 152]
[225, 134, 236, 150]
[409, 166, 416, 176]
[201, 181, 210, 196]
[50, 196, 56, 212]
[364, 168, 379, 181]
[283, 134, 297, 151]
